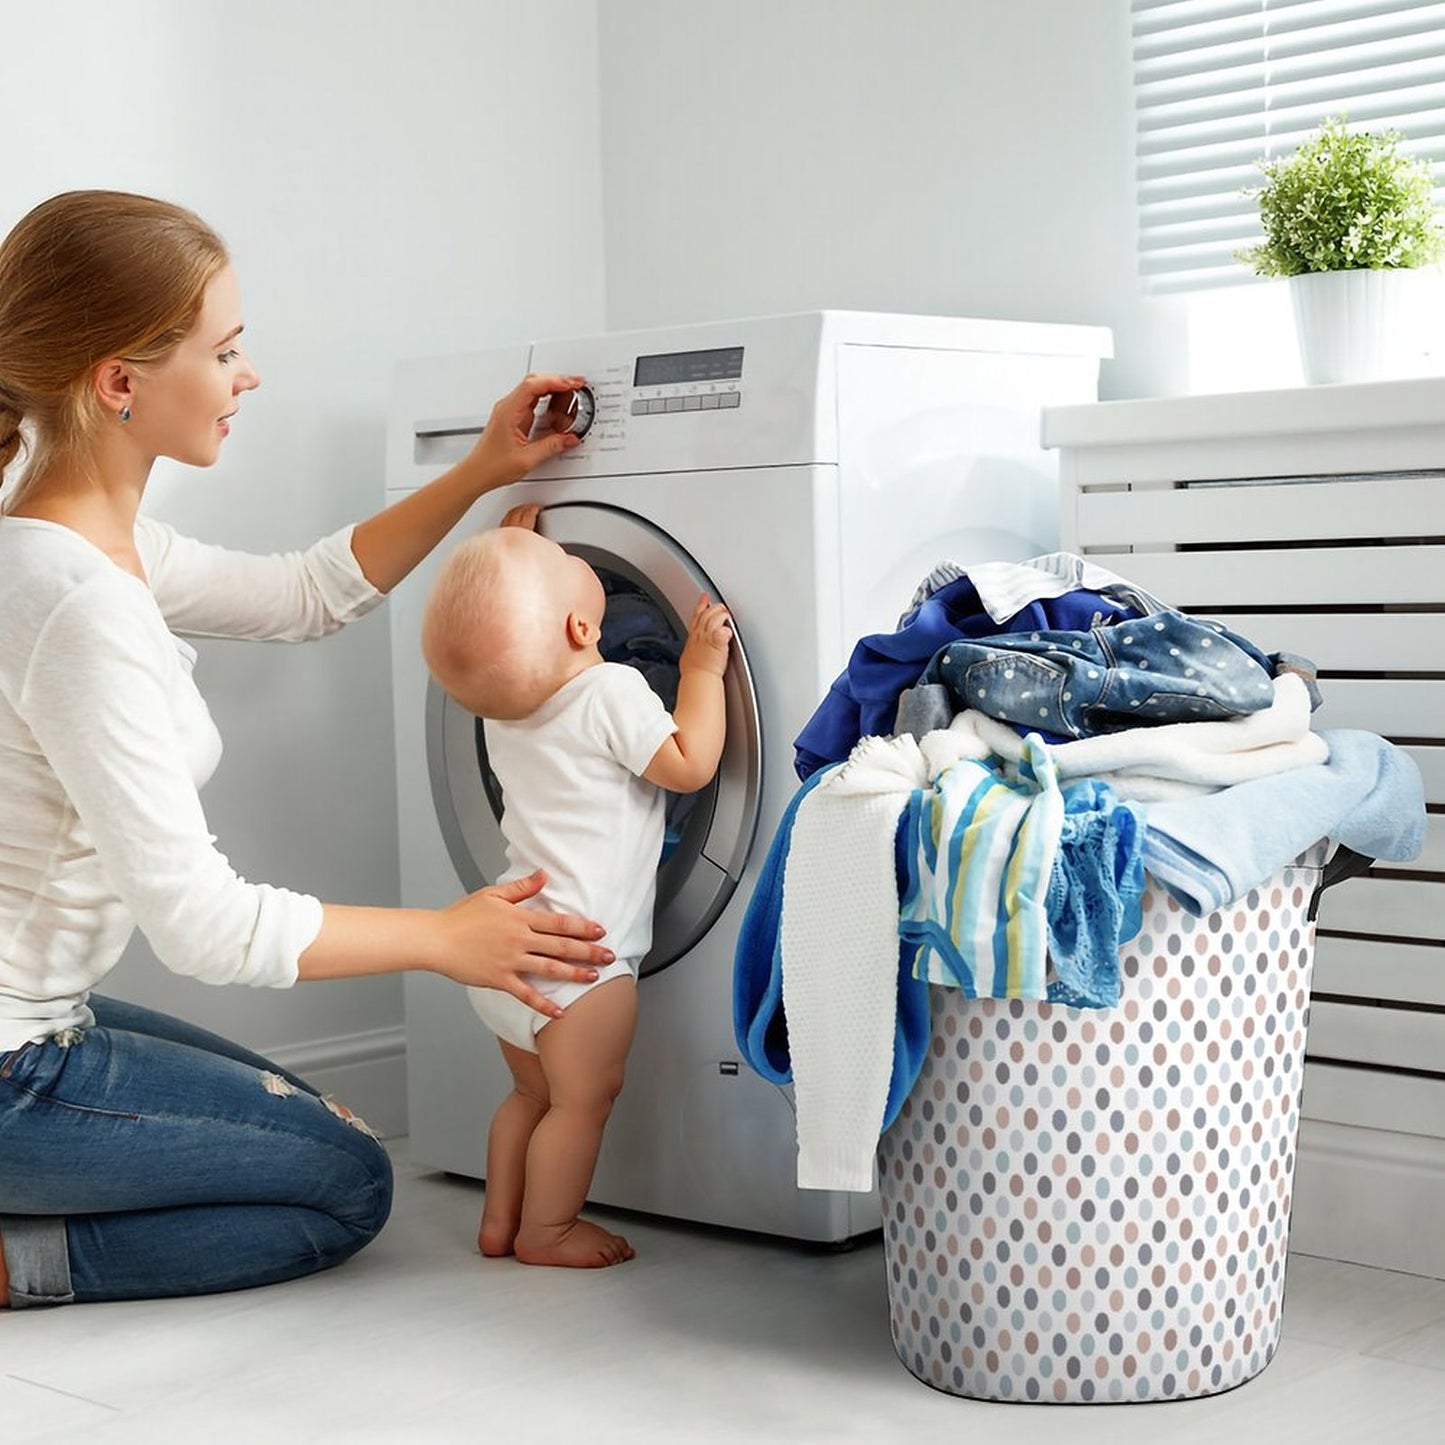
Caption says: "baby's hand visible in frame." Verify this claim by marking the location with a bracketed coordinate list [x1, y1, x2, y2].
[679, 594, 732, 678]
[499, 503, 542, 531]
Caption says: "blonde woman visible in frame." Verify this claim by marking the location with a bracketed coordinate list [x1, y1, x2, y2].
[0, 190, 610, 1307]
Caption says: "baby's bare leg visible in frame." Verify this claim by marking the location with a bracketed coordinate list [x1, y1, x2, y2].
[479, 1039, 550, 1257]
[515, 976, 638, 1268]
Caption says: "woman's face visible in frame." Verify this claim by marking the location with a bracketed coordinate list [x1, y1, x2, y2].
[133, 264, 260, 467]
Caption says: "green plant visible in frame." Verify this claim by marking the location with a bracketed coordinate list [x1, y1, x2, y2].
[1238, 118, 1444, 276]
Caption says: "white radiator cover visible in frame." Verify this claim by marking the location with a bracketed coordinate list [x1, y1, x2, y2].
[1045, 377, 1445, 1281]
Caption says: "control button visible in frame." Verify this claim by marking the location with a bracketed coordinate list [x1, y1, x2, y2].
[664, 397, 684, 413]
[631, 399, 646, 415]
[645, 398, 667, 414]
[682, 395, 701, 411]
[719, 391, 741, 408]
[700, 394, 720, 410]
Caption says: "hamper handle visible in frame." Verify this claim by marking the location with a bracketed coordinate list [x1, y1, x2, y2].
[1307, 844, 1374, 922]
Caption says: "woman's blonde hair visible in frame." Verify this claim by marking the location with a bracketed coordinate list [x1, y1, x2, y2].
[0, 190, 229, 512]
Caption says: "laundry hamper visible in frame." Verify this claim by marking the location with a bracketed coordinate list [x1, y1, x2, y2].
[877, 845, 1366, 1404]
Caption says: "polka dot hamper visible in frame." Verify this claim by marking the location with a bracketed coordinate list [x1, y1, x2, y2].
[877, 847, 1354, 1404]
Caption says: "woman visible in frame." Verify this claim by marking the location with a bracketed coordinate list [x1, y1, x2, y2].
[0, 190, 611, 1307]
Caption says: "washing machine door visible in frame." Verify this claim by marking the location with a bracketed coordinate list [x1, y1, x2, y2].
[426, 502, 763, 975]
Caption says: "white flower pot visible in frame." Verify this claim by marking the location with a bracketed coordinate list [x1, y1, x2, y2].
[1288, 268, 1415, 384]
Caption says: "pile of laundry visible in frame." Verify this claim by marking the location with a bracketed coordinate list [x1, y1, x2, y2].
[732, 553, 1426, 1192]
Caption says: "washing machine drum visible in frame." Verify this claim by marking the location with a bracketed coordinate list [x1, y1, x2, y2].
[426, 503, 763, 975]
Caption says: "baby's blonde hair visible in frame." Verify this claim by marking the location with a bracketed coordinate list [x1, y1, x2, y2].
[421, 530, 567, 720]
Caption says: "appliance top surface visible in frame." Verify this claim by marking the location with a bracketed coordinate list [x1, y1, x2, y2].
[395, 311, 1111, 484]
[520, 309, 1113, 359]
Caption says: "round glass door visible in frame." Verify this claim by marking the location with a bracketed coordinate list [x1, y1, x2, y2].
[426, 503, 763, 975]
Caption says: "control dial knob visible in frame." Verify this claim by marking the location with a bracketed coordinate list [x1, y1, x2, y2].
[544, 384, 596, 440]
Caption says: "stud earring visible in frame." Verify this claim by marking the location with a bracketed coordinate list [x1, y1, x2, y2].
[118, 406, 132, 424]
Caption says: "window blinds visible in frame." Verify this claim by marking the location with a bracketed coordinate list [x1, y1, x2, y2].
[1133, 0, 1445, 292]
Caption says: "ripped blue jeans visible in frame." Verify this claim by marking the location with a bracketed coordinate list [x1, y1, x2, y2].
[0, 996, 392, 1307]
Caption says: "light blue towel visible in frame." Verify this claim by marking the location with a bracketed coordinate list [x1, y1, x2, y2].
[1141, 729, 1425, 915]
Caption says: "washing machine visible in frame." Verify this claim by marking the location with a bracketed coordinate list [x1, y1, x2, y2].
[387, 311, 1110, 1243]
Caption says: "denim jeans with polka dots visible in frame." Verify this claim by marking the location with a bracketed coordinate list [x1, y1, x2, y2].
[922, 610, 1278, 740]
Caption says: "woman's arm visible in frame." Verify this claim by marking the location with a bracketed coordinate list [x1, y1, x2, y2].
[349, 372, 584, 594]
[299, 871, 611, 1020]
[25, 577, 610, 1006]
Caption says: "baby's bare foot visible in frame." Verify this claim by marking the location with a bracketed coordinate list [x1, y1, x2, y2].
[514, 1218, 635, 1269]
[478, 1210, 518, 1258]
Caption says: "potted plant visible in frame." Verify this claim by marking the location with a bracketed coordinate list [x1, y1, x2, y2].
[1239, 118, 1444, 384]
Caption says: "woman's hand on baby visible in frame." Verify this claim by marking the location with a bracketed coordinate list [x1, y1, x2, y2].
[435, 870, 612, 1017]
[679, 594, 732, 678]
[466, 374, 587, 492]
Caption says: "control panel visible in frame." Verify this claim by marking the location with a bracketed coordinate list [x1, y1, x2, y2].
[530, 345, 746, 455]
[629, 345, 744, 417]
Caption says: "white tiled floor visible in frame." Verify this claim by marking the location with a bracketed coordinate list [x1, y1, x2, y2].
[4, 1140, 1443, 1444]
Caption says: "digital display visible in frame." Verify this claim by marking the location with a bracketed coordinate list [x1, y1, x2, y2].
[633, 346, 744, 387]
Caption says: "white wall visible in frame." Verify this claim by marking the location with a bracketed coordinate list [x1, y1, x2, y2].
[597, 0, 1188, 401]
[4, 0, 1207, 1125]
[1, 0, 604, 1109]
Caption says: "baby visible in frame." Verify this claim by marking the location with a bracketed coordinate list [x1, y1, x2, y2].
[421, 511, 731, 1268]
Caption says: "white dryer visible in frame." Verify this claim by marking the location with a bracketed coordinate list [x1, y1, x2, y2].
[387, 311, 1110, 1243]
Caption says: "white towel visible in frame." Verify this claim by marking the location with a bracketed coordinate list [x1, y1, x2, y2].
[780, 725, 985, 1191]
[781, 737, 921, 1190]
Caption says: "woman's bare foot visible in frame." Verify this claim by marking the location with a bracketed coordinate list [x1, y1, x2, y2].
[514, 1218, 635, 1268]
[477, 1207, 519, 1258]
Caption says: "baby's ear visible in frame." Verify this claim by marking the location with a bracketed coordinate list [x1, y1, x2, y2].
[565, 611, 597, 649]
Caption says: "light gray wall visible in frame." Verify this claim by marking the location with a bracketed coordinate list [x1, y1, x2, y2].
[597, 0, 1186, 401]
[1, 0, 605, 1064]
[4, 0, 1180, 1082]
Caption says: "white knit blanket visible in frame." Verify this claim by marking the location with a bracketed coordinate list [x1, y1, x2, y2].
[780, 724, 986, 1191]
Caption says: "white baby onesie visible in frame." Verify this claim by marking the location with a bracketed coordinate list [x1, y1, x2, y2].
[467, 662, 676, 1052]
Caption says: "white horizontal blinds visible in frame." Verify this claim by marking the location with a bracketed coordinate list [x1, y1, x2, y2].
[1133, 0, 1445, 292]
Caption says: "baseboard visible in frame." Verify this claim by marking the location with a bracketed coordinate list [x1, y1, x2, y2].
[267, 1026, 409, 1140]
[1290, 1118, 1445, 1280]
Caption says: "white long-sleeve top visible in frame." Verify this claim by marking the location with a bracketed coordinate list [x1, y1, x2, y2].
[0, 514, 383, 1052]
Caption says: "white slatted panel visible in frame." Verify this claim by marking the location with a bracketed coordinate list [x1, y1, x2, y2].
[1088, 544, 1445, 606]
[1317, 876, 1444, 939]
[1308, 998, 1445, 1071]
[1314, 935, 1445, 1005]
[1077, 471, 1445, 546]
[1063, 457, 1443, 1098]
[1052, 390, 1445, 1273]
[1302, 1060, 1445, 1136]
[1207, 611, 1445, 672]
[1133, 0, 1445, 292]
[1312, 679, 1445, 736]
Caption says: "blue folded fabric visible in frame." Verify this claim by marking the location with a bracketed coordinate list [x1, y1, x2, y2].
[1141, 729, 1425, 915]
[794, 580, 1139, 780]
[732, 770, 931, 1131]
